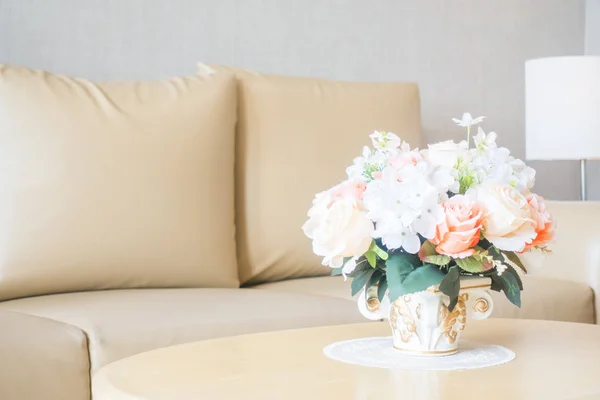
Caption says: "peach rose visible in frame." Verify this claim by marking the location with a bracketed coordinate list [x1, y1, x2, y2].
[524, 193, 554, 249]
[432, 195, 483, 258]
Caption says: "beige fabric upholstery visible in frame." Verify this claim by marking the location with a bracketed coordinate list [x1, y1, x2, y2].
[528, 201, 600, 322]
[253, 276, 351, 300]
[253, 275, 595, 324]
[0, 309, 90, 400]
[0, 288, 366, 372]
[207, 65, 421, 286]
[489, 277, 594, 323]
[0, 65, 239, 301]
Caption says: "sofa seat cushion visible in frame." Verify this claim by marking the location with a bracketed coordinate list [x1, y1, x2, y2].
[0, 288, 366, 372]
[253, 276, 351, 300]
[0, 310, 90, 400]
[252, 275, 595, 324]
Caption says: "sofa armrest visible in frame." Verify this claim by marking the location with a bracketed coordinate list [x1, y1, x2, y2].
[0, 309, 90, 400]
[527, 201, 600, 323]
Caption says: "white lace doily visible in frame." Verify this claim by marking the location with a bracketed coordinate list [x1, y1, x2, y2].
[323, 337, 515, 371]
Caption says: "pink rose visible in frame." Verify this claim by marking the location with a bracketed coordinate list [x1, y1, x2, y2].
[524, 193, 554, 250]
[432, 195, 483, 258]
[328, 181, 367, 204]
[388, 151, 421, 170]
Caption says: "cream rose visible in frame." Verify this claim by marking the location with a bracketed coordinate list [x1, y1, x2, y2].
[302, 181, 374, 268]
[422, 140, 468, 167]
[473, 182, 536, 252]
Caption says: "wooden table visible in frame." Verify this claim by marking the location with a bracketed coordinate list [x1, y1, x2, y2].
[93, 319, 600, 399]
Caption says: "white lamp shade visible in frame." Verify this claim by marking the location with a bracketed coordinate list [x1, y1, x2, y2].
[526, 56, 600, 160]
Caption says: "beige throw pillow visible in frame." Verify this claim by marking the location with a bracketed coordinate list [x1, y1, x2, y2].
[0, 65, 239, 300]
[205, 65, 422, 285]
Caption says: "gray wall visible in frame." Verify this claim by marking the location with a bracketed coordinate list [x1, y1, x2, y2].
[586, 0, 600, 200]
[0, 0, 586, 199]
[587, 0, 600, 54]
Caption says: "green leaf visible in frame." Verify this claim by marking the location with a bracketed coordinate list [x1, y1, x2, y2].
[500, 271, 521, 307]
[331, 267, 343, 276]
[387, 260, 445, 301]
[418, 241, 451, 266]
[487, 246, 504, 262]
[351, 268, 375, 297]
[455, 256, 487, 273]
[386, 253, 445, 299]
[401, 264, 445, 294]
[490, 273, 503, 292]
[439, 266, 460, 311]
[370, 242, 389, 261]
[367, 269, 383, 293]
[386, 253, 416, 278]
[423, 254, 451, 267]
[365, 251, 377, 268]
[386, 251, 420, 270]
[377, 275, 388, 303]
[504, 264, 524, 290]
[386, 253, 417, 300]
[504, 251, 528, 273]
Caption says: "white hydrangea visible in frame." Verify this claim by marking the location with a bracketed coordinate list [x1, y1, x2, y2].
[346, 146, 387, 181]
[369, 131, 402, 153]
[467, 128, 535, 193]
[363, 164, 445, 253]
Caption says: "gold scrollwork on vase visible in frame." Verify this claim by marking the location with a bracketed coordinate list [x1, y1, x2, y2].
[440, 293, 468, 344]
[473, 298, 490, 313]
[390, 295, 420, 343]
[366, 296, 380, 312]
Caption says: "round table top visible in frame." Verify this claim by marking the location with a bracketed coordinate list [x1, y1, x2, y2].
[93, 319, 600, 399]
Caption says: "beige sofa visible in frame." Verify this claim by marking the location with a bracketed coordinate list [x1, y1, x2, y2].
[0, 64, 597, 400]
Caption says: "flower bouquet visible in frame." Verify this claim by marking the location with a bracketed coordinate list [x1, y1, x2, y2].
[303, 113, 554, 355]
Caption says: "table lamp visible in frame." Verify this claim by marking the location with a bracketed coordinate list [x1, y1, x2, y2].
[525, 56, 600, 201]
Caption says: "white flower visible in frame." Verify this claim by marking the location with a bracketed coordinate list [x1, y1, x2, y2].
[471, 182, 537, 252]
[494, 260, 507, 275]
[341, 258, 357, 280]
[422, 140, 468, 168]
[364, 167, 420, 226]
[374, 223, 421, 253]
[370, 131, 401, 153]
[411, 201, 445, 239]
[452, 113, 485, 127]
[363, 164, 444, 251]
[346, 146, 386, 181]
[473, 127, 497, 155]
[302, 181, 374, 268]
[508, 159, 536, 192]
[469, 128, 535, 193]
[429, 166, 459, 195]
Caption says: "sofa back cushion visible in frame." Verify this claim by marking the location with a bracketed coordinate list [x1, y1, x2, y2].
[208, 65, 421, 285]
[0, 65, 239, 301]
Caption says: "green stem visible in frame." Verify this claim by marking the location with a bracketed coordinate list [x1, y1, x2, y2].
[466, 125, 471, 149]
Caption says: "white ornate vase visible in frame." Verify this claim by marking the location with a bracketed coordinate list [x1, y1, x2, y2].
[358, 277, 493, 356]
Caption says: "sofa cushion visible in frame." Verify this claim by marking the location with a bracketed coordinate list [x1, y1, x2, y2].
[0, 65, 239, 301]
[0, 288, 366, 372]
[537, 201, 600, 320]
[207, 64, 421, 285]
[0, 310, 90, 400]
[252, 275, 595, 324]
